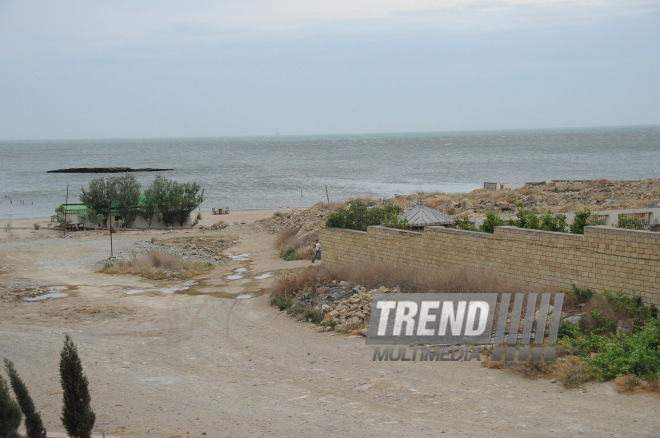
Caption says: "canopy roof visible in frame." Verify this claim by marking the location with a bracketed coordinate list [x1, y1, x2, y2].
[403, 205, 455, 227]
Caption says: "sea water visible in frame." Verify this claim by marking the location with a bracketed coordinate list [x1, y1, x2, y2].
[1, 125, 658, 219]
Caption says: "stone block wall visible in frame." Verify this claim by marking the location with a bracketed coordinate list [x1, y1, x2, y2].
[320, 225, 659, 306]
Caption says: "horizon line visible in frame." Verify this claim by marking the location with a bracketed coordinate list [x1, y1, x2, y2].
[1, 123, 659, 143]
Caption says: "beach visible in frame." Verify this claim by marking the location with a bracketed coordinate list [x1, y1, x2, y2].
[1, 203, 659, 437]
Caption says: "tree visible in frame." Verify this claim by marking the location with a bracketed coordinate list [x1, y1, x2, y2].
[108, 175, 141, 227]
[79, 177, 112, 226]
[570, 209, 604, 234]
[60, 335, 95, 438]
[80, 175, 141, 227]
[144, 176, 205, 227]
[479, 212, 505, 233]
[325, 200, 406, 231]
[4, 359, 46, 438]
[0, 373, 21, 438]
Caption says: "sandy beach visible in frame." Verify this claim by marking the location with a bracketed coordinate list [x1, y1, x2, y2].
[1, 207, 658, 437]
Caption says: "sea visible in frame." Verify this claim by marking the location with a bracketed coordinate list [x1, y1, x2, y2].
[1, 125, 658, 219]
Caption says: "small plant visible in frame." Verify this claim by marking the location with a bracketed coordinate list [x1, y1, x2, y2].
[565, 284, 593, 304]
[271, 296, 293, 310]
[303, 308, 324, 324]
[60, 334, 95, 438]
[279, 248, 299, 261]
[33, 223, 41, 230]
[453, 216, 478, 231]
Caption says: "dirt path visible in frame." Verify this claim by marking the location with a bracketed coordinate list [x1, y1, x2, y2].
[0, 220, 658, 437]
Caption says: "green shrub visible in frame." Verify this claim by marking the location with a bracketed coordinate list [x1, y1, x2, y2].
[325, 201, 407, 231]
[271, 296, 293, 310]
[570, 209, 605, 234]
[279, 248, 299, 261]
[303, 308, 324, 324]
[603, 291, 658, 330]
[453, 216, 478, 231]
[565, 284, 593, 304]
[479, 212, 505, 233]
[616, 214, 645, 230]
[589, 318, 660, 381]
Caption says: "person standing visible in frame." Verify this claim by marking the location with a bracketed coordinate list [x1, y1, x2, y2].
[311, 239, 321, 263]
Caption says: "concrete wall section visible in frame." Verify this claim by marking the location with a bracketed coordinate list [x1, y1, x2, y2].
[320, 225, 660, 306]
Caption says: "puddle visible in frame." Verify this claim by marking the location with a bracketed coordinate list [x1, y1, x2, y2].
[254, 273, 273, 279]
[139, 376, 180, 385]
[227, 253, 252, 261]
[23, 286, 69, 302]
[118, 281, 197, 295]
[235, 294, 253, 300]
[234, 268, 247, 273]
[226, 274, 243, 280]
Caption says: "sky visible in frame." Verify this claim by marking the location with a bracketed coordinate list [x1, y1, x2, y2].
[1, 0, 659, 140]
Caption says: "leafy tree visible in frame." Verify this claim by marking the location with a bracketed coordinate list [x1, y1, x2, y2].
[510, 208, 540, 229]
[79, 177, 112, 226]
[539, 211, 568, 232]
[143, 176, 205, 227]
[479, 212, 505, 233]
[79, 175, 141, 227]
[570, 209, 605, 234]
[60, 335, 95, 438]
[142, 175, 170, 226]
[174, 181, 205, 227]
[0, 373, 21, 438]
[4, 359, 46, 438]
[108, 175, 141, 227]
[325, 200, 406, 231]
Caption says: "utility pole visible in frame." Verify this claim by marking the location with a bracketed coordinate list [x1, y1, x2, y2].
[63, 184, 69, 237]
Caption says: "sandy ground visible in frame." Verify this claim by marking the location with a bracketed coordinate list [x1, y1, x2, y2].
[0, 210, 658, 438]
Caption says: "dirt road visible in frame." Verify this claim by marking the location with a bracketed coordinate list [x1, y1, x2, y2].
[0, 214, 657, 437]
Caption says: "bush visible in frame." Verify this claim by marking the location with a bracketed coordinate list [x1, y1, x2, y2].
[279, 248, 299, 261]
[616, 214, 645, 230]
[570, 209, 605, 234]
[479, 212, 505, 233]
[564, 284, 593, 304]
[325, 200, 407, 231]
[589, 318, 660, 381]
[453, 216, 478, 231]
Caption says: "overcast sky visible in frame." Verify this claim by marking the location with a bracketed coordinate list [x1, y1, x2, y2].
[1, 0, 659, 140]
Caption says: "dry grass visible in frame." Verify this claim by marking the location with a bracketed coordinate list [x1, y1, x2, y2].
[557, 357, 593, 388]
[313, 262, 526, 294]
[272, 262, 526, 298]
[100, 251, 213, 280]
[613, 375, 660, 394]
[271, 270, 320, 298]
[276, 227, 318, 260]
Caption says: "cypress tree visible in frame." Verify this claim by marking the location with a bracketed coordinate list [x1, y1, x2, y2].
[4, 359, 46, 438]
[0, 373, 21, 438]
[60, 334, 95, 438]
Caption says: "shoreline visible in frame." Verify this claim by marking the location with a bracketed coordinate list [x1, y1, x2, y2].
[0, 207, 298, 235]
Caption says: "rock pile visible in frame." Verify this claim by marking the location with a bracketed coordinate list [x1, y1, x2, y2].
[300, 284, 400, 334]
[255, 202, 331, 233]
